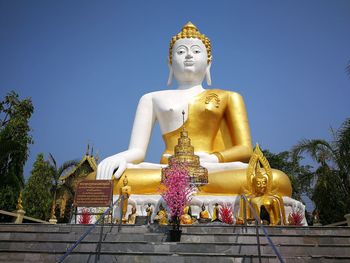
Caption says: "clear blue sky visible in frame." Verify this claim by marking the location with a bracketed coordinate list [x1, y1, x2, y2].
[1, 0, 349, 182]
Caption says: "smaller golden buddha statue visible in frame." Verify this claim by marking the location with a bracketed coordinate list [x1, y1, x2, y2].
[120, 175, 131, 223]
[199, 203, 209, 219]
[127, 206, 137, 224]
[154, 204, 168, 225]
[241, 145, 286, 225]
[180, 206, 193, 225]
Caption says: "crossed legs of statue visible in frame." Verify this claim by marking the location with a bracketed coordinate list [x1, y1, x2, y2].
[112, 168, 292, 197]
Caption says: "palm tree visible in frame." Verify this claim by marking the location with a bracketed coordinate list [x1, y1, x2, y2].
[48, 153, 79, 221]
[291, 118, 350, 224]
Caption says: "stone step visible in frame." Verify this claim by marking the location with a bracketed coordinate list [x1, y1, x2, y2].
[2, 240, 350, 257]
[182, 225, 350, 236]
[180, 232, 350, 244]
[1, 224, 350, 236]
[2, 231, 350, 246]
[1, 224, 350, 262]
[1, 251, 350, 263]
[0, 231, 167, 242]
[2, 227, 350, 244]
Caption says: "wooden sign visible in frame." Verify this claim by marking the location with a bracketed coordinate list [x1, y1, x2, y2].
[74, 180, 113, 207]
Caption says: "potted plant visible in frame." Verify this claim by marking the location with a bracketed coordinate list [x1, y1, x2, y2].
[161, 163, 195, 242]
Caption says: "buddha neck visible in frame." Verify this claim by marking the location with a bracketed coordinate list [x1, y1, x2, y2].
[176, 83, 205, 92]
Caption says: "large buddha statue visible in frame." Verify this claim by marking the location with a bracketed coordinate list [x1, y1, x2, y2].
[96, 22, 292, 199]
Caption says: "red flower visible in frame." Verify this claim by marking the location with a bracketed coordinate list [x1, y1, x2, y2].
[78, 208, 92, 224]
[219, 204, 234, 224]
[288, 207, 304, 226]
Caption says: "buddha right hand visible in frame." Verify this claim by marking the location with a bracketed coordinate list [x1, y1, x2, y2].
[96, 155, 127, 180]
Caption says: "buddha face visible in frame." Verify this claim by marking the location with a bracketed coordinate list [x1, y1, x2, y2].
[254, 177, 268, 195]
[171, 38, 209, 84]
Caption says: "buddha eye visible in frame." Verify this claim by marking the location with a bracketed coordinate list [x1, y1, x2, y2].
[177, 50, 185, 55]
[193, 50, 200, 54]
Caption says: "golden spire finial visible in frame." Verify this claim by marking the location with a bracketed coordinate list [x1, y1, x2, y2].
[183, 21, 197, 30]
[169, 22, 212, 65]
[95, 150, 99, 163]
[16, 191, 23, 210]
[182, 110, 185, 131]
[161, 111, 208, 186]
[86, 143, 90, 156]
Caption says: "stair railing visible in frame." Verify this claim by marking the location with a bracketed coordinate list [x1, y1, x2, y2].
[56, 196, 122, 263]
[241, 195, 285, 263]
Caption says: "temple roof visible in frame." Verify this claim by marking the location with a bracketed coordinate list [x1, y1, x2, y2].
[59, 154, 97, 181]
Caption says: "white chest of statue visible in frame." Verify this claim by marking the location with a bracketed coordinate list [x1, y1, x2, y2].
[152, 86, 204, 134]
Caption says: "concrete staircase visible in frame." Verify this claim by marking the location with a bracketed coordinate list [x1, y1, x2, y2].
[0, 223, 350, 262]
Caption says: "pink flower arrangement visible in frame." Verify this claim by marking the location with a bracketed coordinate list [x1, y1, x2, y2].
[161, 163, 195, 230]
[219, 204, 234, 224]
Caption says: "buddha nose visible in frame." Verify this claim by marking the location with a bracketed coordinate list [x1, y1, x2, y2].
[185, 52, 193, 59]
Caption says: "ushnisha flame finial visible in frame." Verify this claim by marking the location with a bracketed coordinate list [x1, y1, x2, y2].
[169, 22, 212, 65]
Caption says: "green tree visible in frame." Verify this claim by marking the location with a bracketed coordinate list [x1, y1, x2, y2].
[262, 149, 313, 201]
[22, 154, 54, 220]
[48, 153, 79, 219]
[0, 91, 33, 217]
[291, 118, 350, 224]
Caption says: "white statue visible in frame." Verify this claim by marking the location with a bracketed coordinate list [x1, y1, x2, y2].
[96, 22, 292, 200]
[97, 23, 247, 180]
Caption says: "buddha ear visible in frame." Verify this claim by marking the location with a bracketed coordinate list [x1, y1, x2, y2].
[167, 63, 173, 86]
[205, 62, 212, 86]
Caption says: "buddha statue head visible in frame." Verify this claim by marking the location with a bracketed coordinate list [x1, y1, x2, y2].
[252, 164, 268, 196]
[167, 22, 212, 86]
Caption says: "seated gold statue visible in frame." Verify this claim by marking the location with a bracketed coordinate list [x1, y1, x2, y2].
[199, 204, 210, 219]
[242, 145, 286, 225]
[154, 204, 168, 225]
[180, 206, 193, 225]
[127, 206, 137, 225]
[96, 22, 292, 199]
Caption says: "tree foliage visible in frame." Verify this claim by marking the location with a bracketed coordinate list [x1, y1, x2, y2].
[262, 149, 313, 200]
[0, 91, 33, 216]
[48, 153, 79, 219]
[291, 118, 350, 224]
[22, 154, 54, 220]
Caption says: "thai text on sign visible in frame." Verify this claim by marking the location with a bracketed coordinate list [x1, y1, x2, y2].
[74, 180, 113, 207]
